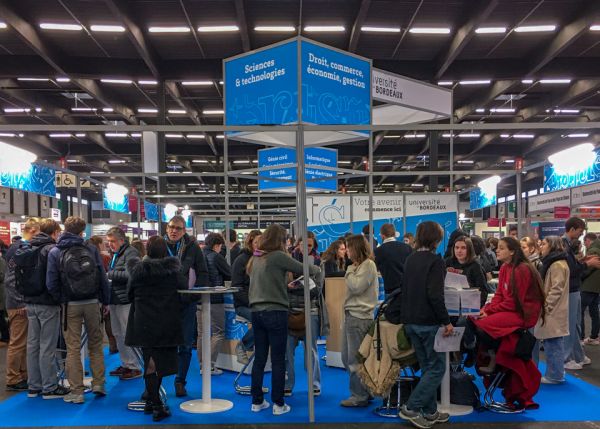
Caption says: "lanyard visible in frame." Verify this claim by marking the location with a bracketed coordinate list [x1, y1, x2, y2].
[110, 253, 118, 270]
[167, 240, 181, 258]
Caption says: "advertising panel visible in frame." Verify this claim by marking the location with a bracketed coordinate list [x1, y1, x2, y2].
[544, 151, 600, 192]
[0, 164, 56, 197]
[405, 194, 458, 255]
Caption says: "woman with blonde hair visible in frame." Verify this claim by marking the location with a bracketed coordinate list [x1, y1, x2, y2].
[521, 236, 542, 272]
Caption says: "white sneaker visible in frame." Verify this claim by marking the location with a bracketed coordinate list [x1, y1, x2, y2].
[541, 376, 563, 384]
[584, 337, 600, 346]
[580, 356, 592, 366]
[273, 403, 291, 415]
[564, 360, 583, 370]
[251, 400, 270, 412]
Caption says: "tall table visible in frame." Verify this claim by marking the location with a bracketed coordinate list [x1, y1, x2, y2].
[178, 287, 239, 414]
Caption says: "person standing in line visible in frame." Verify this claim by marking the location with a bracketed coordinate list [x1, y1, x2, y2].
[4, 218, 40, 391]
[583, 233, 597, 252]
[534, 236, 570, 384]
[400, 221, 452, 429]
[0, 241, 8, 345]
[562, 217, 600, 370]
[125, 236, 187, 422]
[106, 227, 142, 381]
[46, 216, 110, 404]
[21, 219, 70, 399]
[130, 239, 146, 258]
[340, 234, 378, 408]
[403, 232, 415, 248]
[198, 232, 231, 375]
[247, 224, 320, 416]
[164, 215, 209, 397]
[221, 229, 242, 263]
[521, 237, 543, 272]
[581, 237, 600, 346]
[508, 225, 519, 239]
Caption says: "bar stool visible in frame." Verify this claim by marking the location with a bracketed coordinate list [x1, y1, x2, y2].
[57, 328, 92, 393]
[127, 347, 167, 411]
[233, 314, 268, 395]
[482, 368, 525, 414]
[373, 367, 417, 418]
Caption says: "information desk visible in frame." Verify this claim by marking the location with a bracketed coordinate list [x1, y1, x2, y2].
[178, 287, 239, 414]
[324, 277, 346, 368]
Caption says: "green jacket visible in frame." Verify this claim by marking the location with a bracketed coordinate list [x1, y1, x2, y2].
[0, 256, 6, 310]
[582, 239, 600, 293]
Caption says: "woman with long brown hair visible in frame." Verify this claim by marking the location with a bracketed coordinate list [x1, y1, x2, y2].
[320, 239, 347, 277]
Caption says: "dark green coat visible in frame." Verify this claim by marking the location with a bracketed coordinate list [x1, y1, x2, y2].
[582, 239, 600, 293]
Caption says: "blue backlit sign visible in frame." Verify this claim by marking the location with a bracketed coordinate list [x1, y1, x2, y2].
[144, 201, 158, 221]
[0, 164, 56, 197]
[544, 151, 600, 192]
[470, 187, 497, 210]
[103, 190, 129, 214]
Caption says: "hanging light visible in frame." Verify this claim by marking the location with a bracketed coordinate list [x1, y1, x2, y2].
[0, 142, 37, 174]
[548, 143, 595, 175]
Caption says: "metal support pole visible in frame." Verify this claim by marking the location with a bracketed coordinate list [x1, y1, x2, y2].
[141, 176, 146, 236]
[257, 193, 261, 230]
[450, 99, 455, 191]
[224, 136, 231, 265]
[75, 174, 82, 218]
[137, 188, 141, 239]
[368, 133, 374, 250]
[516, 172, 523, 238]
[296, 125, 315, 422]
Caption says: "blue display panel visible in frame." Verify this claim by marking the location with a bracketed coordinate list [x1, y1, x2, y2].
[103, 189, 129, 214]
[143, 201, 158, 221]
[258, 147, 337, 192]
[544, 152, 600, 192]
[405, 211, 457, 256]
[225, 40, 298, 125]
[300, 40, 371, 125]
[0, 164, 56, 197]
[470, 187, 497, 210]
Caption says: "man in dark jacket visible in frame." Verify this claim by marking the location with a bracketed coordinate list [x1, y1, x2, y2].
[106, 226, 141, 381]
[220, 229, 241, 263]
[47, 216, 110, 404]
[164, 215, 209, 397]
[374, 223, 412, 323]
[4, 218, 40, 391]
[24, 219, 70, 399]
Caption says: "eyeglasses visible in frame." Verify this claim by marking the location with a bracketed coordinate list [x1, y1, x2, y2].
[167, 225, 184, 231]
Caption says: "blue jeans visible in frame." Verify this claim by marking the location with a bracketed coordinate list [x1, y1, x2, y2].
[26, 304, 60, 393]
[285, 313, 321, 391]
[564, 292, 585, 363]
[539, 337, 565, 382]
[235, 306, 254, 350]
[581, 291, 599, 340]
[176, 303, 197, 384]
[405, 324, 446, 415]
[251, 310, 288, 407]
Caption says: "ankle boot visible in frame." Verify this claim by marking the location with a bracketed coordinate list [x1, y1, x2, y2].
[478, 350, 497, 374]
[153, 403, 171, 422]
[143, 399, 154, 414]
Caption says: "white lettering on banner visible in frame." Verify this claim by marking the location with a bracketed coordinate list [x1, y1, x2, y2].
[306, 51, 366, 89]
[572, 182, 600, 206]
[353, 196, 403, 221]
[235, 58, 286, 87]
[405, 194, 457, 216]
[528, 189, 571, 213]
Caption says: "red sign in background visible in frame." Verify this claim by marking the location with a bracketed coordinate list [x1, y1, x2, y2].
[0, 221, 10, 245]
[554, 206, 571, 219]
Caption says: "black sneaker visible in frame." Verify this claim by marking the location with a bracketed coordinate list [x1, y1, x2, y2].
[42, 385, 70, 400]
[6, 380, 28, 391]
[27, 389, 42, 398]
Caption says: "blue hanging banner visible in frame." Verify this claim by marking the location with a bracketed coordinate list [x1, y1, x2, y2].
[470, 187, 497, 210]
[143, 201, 159, 221]
[544, 151, 600, 192]
[103, 189, 129, 214]
[0, 164, 56, 197]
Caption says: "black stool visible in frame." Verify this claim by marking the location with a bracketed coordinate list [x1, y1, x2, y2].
[373, 367, 417, 418]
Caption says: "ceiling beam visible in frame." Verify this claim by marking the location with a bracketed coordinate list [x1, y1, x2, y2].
[348, 0, 371, 53]
[434, 0, 499, 80]
[72, 78, 138, 124]
[234, 0, 251, 52]
[526, 0, 600, 76]
[454, 80, 519, 121]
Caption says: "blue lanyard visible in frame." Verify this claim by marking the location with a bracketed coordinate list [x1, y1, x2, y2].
[110, 253, 118, 270]
[167, 241, 181, 257]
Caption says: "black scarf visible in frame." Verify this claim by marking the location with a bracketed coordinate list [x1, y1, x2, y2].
[539, 251, 567, 280]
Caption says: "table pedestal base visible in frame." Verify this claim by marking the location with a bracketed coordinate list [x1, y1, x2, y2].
[180, 398, 234, 414]
[437, 403, 473, 416]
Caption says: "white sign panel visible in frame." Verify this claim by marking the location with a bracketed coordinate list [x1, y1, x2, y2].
[307, 195, 351, 227]
[352, 195, 403, 221]
[405, 194, 458, 216]
[571, 182, 600, 206]
[528, 189, 571, 213]
[371, 68, 452, 116]
[0, 187, 9, 214]
[50, 208, 61, 222]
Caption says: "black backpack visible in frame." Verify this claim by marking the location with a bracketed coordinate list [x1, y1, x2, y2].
[14, 243, 49, 297]
[60, 245, 99, 301]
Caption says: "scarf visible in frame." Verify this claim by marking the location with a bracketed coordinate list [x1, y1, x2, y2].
[539, 251, 567, 280]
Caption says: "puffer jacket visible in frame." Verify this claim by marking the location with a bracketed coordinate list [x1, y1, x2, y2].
[108, 244, 140, 305]
[203, 247, 231, 304]
[582, 239, 600, 294]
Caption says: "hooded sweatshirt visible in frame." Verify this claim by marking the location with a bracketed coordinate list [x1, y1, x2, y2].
[582, 239, 600, 294]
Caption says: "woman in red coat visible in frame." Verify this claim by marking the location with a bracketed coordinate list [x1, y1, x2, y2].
[472, 236, 545, 409]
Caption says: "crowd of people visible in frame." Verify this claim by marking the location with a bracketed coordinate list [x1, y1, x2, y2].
[1, 214, 599, 428]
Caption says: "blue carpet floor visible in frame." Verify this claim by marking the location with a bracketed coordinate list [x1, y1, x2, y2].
[1, 344, 599, 426]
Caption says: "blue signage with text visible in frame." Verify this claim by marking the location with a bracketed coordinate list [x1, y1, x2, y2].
[544, 151, 600, 192]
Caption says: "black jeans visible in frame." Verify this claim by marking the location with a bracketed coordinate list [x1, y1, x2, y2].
[251, 310, 288, 406]
[581, 291, 600, 340]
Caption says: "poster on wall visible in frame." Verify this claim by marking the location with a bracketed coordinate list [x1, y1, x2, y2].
[405, 193, 458, 255]
[307, 195, 352, 251]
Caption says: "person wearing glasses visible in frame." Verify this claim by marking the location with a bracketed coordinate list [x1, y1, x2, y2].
[164, 216, 209, 398]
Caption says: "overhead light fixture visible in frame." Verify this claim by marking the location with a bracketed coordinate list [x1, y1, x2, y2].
[513, 134, 535, 138]
[591, 25, 600, 31]
[567, 133, 589, 138]
[101, 78, 133, 85]
[71, 107, 97, 112]
[539, 78, 571, 84]
[138, 108, 158, 113]
[0, 133, 15, 137]
[187, 134, 206, 139]
[192, 159, 209, 163]
[514, 24, 556, 33]
[165, 134, 184, 138]
[17, 77, 49, 82]
[35, 107, 42, 112]
[49, 133, 72, 138]
[437, 81, 453, 86]
[0, 142, 36, 174]
[66, 159, 78, 163]
[203, 109, 224, 115]
[553, 109, 580, 114]
[90, 25, 126, 33]
[105, 133, 128, 138]
[404, 133, 426, 138]
[168, 109, 187, 114]
[376, 159, 393, 164]
[459, 133, 480, 138]
[361, 26, 401, 33]
[442, 133, 454, 138]
[108, 159, 127, 164]
[197, 25, 239, 33]
[90, 170, 105, 174]
[181, 81, 213, 86]
[131, 133, 141, 137]
[216, 135, 224, 139]
[410, 183, 424, 187]
[75, 133, 85, 137]
[254, 26, 295, 32]
[102, 107, 114, 112]
[138, 80, 157, 85]
[338, 160, 352, 164]
[0, 22, 6, 29]
[500, 134, 511, 138]
[475, 27, 506, 34]
[475, 108, 485, 113]
[548, 143, 595, 175]
[39, 23, 82, 31]
[56, 77, 70, 83]
[148, 26, 191, 33]
[233, 160, 249, 164]
[521, 79, 534, 84]
[489, 108, 516, 113]
[409, 27, 451, 34]
[304, 25, 345, 32]
[457, 160, 474, 164]
[504, 159, 515, 164]
[4, 108, 31, 113]
[383, 135, 402, 138]
[459, 80, 491, 85]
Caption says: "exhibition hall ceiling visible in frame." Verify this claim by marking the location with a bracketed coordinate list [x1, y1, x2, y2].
[0, 0, 599, 200]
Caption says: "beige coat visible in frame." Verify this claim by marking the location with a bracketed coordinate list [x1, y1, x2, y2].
[534, 260, 570, 340]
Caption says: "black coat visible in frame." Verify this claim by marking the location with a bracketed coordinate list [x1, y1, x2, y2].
[125, 257, 186, 348]
[232, 249, 251, 308]
[203, 248, 231, 304]
[374, 240, 413, 294]
[108, 244, 140, 305]
[167, 234, 209, 288]
[24, 233, 58, 306]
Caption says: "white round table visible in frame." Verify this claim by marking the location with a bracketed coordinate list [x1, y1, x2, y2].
[178, 287, 239, 414]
